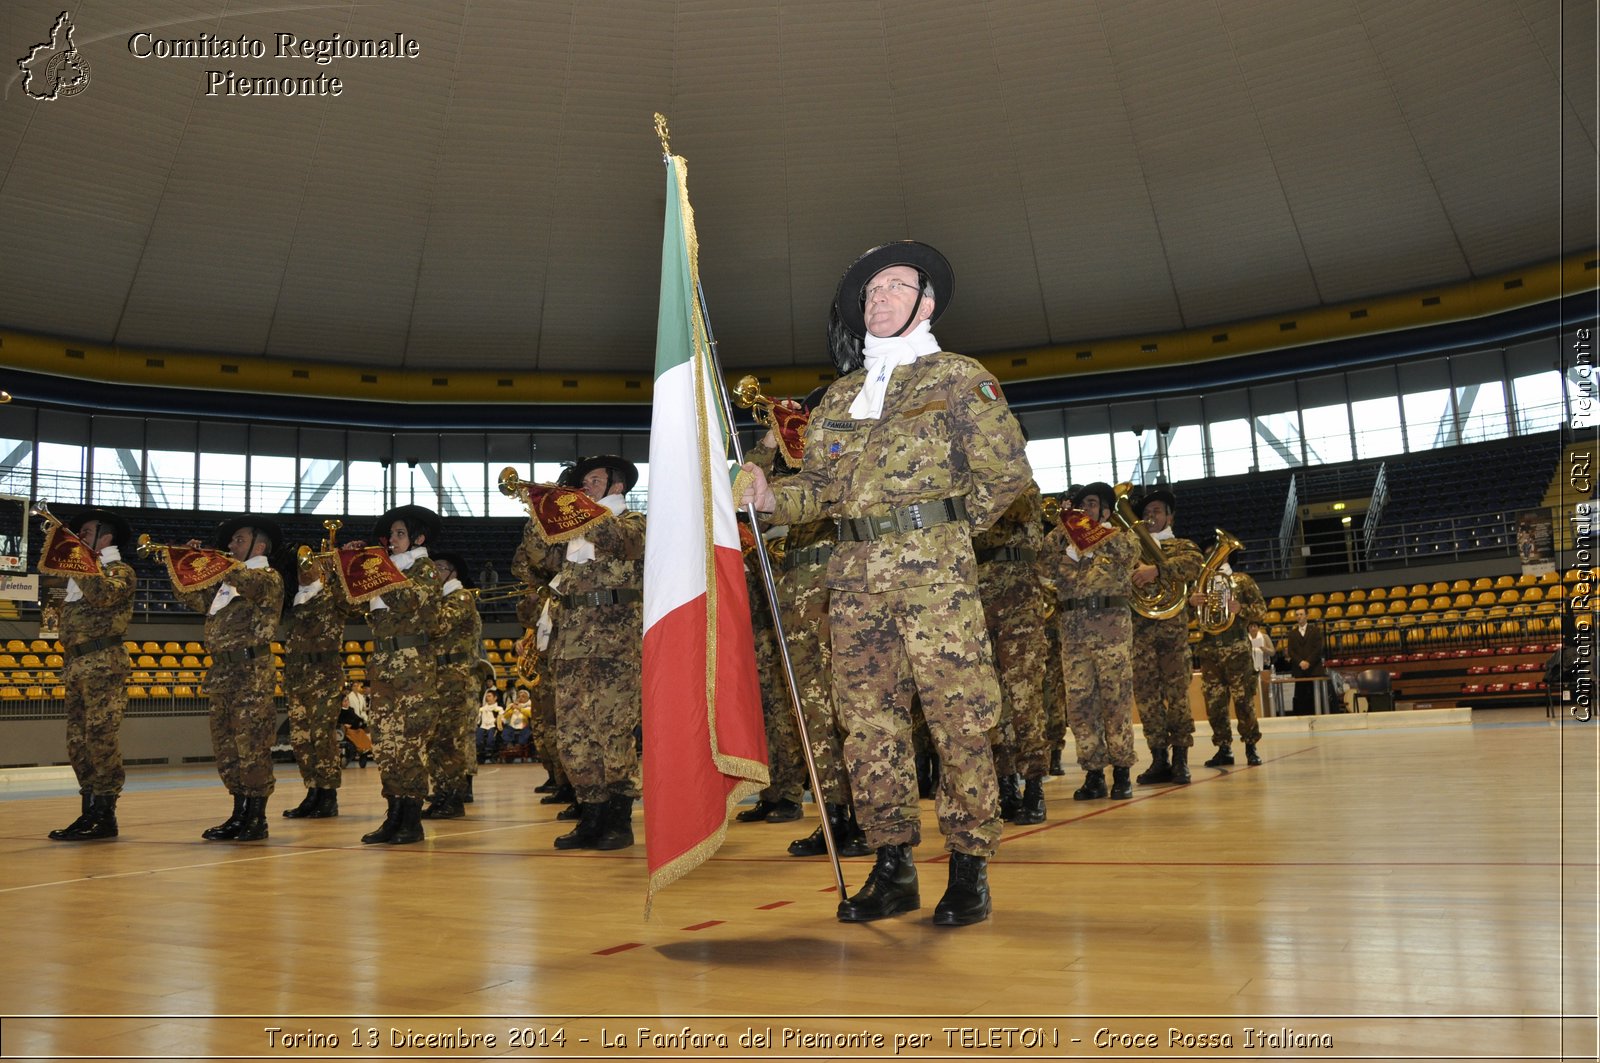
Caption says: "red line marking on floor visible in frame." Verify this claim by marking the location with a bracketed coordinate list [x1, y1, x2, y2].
[593, 942, 643, 956]
[755, 901, 792, 910]
[681, 920, 724, 931]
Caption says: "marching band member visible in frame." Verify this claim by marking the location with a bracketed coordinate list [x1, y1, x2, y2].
[421, 550, 482, 819]
[1128, 489, 1205, 786]
[170, 516, 285, 842]
[1190, 555, 1268, 768]
[281, 546, 353, 819]
[46, 507, 136, 842]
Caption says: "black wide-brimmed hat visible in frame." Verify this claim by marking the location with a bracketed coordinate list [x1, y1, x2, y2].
[569, 454, 639, 494]
[62, 507, 133, 553]
[1134, 488, 1178, 517]
[374, 504, 441, 546]
[835, 241, 954, 338]
[430, 550, 475, 589]
[1071, 482, 1116, 511]
[213, 514, 283, 554]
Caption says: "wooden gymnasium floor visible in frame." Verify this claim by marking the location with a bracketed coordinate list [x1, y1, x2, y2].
[0, 707, 1594, 1063]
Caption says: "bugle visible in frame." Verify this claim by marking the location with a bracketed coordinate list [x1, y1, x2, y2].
[298, 519, 345, 570]
[134, 533, 172, 560]
[30, 500, 61, 531]
[472, 580, 534, 604]
[734, 375, 779, 428]
[497, 466, 529, 498]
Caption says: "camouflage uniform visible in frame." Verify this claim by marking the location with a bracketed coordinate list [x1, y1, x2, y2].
[748, 440, 849, 806]
[514, 585, 565, 785]
[428, 579, 483, 797]
[746, 542, 807, 805]
[363, 554, 442, 800]
[765, 352, 1030, 858]
[176, 559, 283, 799]
[520, 507, 646, 805]
[1042, 522, 1140, 772]
[1192, 570, 1268, 748]
[59, 555, 135, 798]
[283, 579, 351, 790]
[1130, 534, 1205, 751]
[1042, 621, 1067, 755]
[974, 485, 1051, 779]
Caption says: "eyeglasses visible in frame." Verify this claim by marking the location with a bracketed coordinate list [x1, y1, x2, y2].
[862, 279, 923, 303]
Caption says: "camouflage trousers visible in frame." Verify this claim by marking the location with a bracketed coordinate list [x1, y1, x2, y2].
[369, 647, 441, 800]
[980, 590, 1051, 779]
[831, 583, 1002, 858]
[1042, 623, 1067, 746]
[1195, 636, 1262, 746]
[1132, 616, 1196, 750]
[778, 565, 849, 804]
[206, 659, 277, 798]
[62, 646, 129, 796]
[285, 662, 345, 789]
[531, 676, 564, 784]
[755, 619, 806, 803]
[1060, 611, 1137, 771]
[555, 655, 641, 805]
[427, 662, 477, 794]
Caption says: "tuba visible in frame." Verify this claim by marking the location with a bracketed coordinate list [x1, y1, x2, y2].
[1110, 482, 1189, 621]
[1192, 529, 1246, 636]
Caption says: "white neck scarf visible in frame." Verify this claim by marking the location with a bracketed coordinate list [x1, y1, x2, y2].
[210, 554, 269, 615]
[848, 321, 941, 420]
[441, 577, 463, 596]
[66, 545, 122, 602]
[390, 545, 426, 572]
[293, 579, 323, 607]
[1151, 526, 1174, 541]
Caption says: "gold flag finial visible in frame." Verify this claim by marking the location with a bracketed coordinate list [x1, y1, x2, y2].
[654, 112, 671, 156]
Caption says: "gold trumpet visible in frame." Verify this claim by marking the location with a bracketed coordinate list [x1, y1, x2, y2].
[135, 533, 172, 560]
[734, 375, 779, 428]
[472, 580, 534, 604]
[30, 500, 61, 531]
[297, 519, 344, 570]
[497, 466, 529, 498]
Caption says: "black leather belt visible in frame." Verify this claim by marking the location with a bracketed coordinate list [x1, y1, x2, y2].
[212, 644, 271, 666]
[438, 650, 477, 666]
[977, 546, 1037, 564]
[782, 545, 833, 570]
[835, 497, 969, 542]
[1059, 595, 1130, 612]
[65, 635, 123, 661]
[290, 650, 341, 665]
[560, 589, 642, 608]
[375, 634, 432, 653]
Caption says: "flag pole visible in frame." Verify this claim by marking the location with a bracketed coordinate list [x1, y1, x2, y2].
[654, 112, 848, 899]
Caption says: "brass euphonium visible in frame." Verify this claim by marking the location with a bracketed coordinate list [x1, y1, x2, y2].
[1193, 529, 1246, 636]
[1110, 482, 1189, 621]
[514, 628, 541, 686]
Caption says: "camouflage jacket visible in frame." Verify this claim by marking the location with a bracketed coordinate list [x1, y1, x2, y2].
[766, 352, 1032, 593]
[60, 559, 136, 649]
[520, 506, 645, 661]
[175, 562, 283, 653]
[1042, 523, 1140, 599]
[283, 581, 351, 664]
[747, 438, 835, 554]
[363, 555, 441, 643]
[435, 583, 484, 664]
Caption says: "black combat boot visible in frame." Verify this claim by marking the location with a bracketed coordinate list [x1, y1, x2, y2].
[361, 795, 401, 844]
[540, 781, 575, 805]
[234, 796, 269, 841]
[735, 798, 778, 822]
[462, 775, 474, 803]
[1245, 742, 1262, 766]
[202, 793, 247, 840]
[593, 793, 634, 850]
[554, 801, 606, 850]
[1170, 746, 1191, 784]
[1073, 768, 1107, 801]
[1015, 776, 1046, 825]
[839, 803, 872, 857]
[1205, 744, 1234, 767]
[386, 797, 425, 844]
[420, 791, 461, 819]
[282, 788, 321, 818]
[1136, 747, 1171, 785]
[788, 803, 845, 857]
[765, 797, 803, 822]
[534, 771, 559, 793]
[59, 794, 119, 841]
[932, 851, 992, 927]
[48, 790, 93, 841]
[309, 787, 339, 817]
[1048, 747, 1065, 776]
[998, 773, 1022, 823]
[556, 802, 582, 820]
[837, 844, 919, 922]
[915, 751, 940, 799]
[1110, 766, 1133, 800]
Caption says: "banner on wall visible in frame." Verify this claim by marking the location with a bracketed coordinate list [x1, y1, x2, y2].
[1516, 508, 1556, 576]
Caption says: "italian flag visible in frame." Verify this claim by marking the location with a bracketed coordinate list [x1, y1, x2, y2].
[642, 150, 768, 915]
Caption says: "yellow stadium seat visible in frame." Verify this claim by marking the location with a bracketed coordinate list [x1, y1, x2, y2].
[127, 686, 148, 699]
[173, 685, 195, 698]
[1493, 575, 1515, 589]
[344, 641, 364, 653]
[1323, 605, 1344, 620]
[181, 655, 202, 668]
[1470, 577, 1493, 591]
[1473, 591, 1496, 606]
[1538, 570, 1561, 585]
[362, 640, 376, 652]
[132, 670, 153, 684]
[51, 685, 65, 698]
[184, 641, 204, 655]
[160, 641, 181, 655]
[1368, 586, 1387, 600]
[1408, 584, 1430, 597]
[1429, 595, 1451, 610]
[1523, 586, 1545, 602]
[24, 685, 44, 698]
[44, 653, 63, 668]
[1496, 589, 1519, 604]
[1304, 607, 1322, 620]
[203, 655, 214, 667]
[19, 654, 42, 668]
[156, 654, 178, 669]
[148, 685, 171, 697]
[123, 641, 140, 654]
[3, 640, 24, 653]
[0, 685, 21, 699]
[140, 641, 161, 654]
[345, 654, 364, 666]
[1345, 603, 1366, 617]
[1326, 591, 1346, 604]
[0, 655, 17, 670]
[1287, 594, 1306, 607]
[1263, 610, 1281, 625]
[271, 641, 285, 654]
[1306, 592, 1326, 606]
[1364, 601, 1386, 616]
[497, 638, 515, 651]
